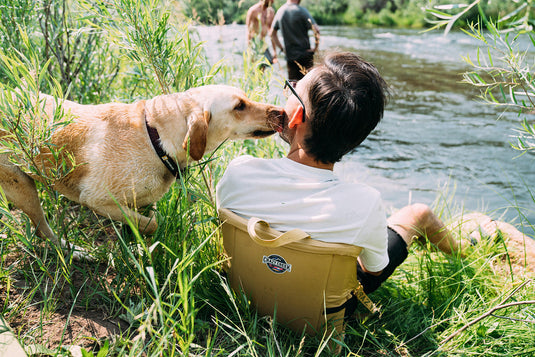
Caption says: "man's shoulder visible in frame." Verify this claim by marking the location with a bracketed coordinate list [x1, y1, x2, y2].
[336, 180, 383, 202]
[274, 3, 291, 16]
[247, 3, 262, 15]
[227, 155, 276, 170]
[276, 3, 289, 11]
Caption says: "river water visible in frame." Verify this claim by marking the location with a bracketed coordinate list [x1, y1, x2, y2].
[192, 24, 535, 236]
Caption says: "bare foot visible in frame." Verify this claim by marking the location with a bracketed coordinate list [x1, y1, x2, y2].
[450, 212, 535, 273]
[448, 212, 498, 245]
[469, 216, 499, 243]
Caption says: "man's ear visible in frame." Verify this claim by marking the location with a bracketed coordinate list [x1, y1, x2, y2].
[288, 106, 304, 129]
[183, 110, 211, 161]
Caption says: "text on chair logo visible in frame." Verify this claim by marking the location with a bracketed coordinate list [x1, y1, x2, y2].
[262, 254, 292, 274]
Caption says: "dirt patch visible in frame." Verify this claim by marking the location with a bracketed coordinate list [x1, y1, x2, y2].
[1, 222, 132, 352]
[8, 304, 126, 350]
[2, 253, 130, 352]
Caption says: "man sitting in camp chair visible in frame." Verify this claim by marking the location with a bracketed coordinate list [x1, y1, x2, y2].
[216, 52, 467, 301]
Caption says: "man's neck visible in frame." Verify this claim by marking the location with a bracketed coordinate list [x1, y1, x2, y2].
[287, 147, 334, 170]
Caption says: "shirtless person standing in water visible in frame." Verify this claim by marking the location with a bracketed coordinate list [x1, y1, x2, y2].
[246, 0, 276, 64]
[246, 0, 275, 44]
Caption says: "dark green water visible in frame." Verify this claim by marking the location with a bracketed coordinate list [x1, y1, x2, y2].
[194, 24, 535, 236]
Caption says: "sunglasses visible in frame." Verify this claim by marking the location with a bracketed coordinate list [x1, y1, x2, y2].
[283, 79, 306, 123]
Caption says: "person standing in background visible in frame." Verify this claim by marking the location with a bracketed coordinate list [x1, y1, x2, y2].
[246, 0, 276, 63]
[270, 0, 320, 81]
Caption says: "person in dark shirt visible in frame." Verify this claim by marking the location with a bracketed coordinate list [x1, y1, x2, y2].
[270, 0, 320, 81]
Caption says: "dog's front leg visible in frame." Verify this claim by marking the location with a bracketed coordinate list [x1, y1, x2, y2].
[90, 203, 158, 235]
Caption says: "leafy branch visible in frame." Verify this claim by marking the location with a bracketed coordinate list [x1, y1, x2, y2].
[426, 0, 535, 155]
[80, 0, 221, 97]
[0, 30, 75, 184]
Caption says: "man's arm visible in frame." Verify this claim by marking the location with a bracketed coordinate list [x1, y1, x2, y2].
[270, 28, 284, 63]
[262, 8, 275, 38]
[246, 7, 257, 43]
[306, 18, 320, 53]
[358, 257, 383, 276]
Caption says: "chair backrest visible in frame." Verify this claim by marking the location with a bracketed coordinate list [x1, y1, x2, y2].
[218, 208, 373, 336]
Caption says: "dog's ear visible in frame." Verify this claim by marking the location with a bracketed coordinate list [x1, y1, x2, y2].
[183, 110, 211, 161]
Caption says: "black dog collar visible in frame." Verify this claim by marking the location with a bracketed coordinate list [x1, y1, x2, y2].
[144, 112, 181, 178]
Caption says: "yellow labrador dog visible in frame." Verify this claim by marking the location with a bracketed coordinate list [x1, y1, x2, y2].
[0, 85, 285, 246]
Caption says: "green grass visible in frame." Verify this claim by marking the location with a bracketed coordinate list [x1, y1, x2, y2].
[1, 139, 534, 356]
[0, 1, 534, 356]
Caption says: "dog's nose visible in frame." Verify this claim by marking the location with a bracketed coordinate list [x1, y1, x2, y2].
[268, 107, 288, 133]
[272, 108, 287, 133]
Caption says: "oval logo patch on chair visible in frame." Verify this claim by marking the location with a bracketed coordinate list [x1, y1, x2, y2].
[262, 254, 292, 274]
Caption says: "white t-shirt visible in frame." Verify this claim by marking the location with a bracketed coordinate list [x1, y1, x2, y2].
[216, 155, 389, 272]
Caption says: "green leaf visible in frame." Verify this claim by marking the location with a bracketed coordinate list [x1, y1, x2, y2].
[476, 324, 488, 337]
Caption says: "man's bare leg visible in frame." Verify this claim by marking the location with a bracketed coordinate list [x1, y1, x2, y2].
[387, 203, 465, 255]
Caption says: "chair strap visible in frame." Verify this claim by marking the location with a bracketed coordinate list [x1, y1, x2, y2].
[353, 283, 380, 314]
[247, 216, 378, 313]
[324, 282, 380, 316]
[247, 217, 310, 247]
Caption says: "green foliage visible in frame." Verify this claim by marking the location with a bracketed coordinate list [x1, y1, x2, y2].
[0, 0, 533, 356]
[0, 0, 36, 55]
[427, 0, 535, 155]
[180, 0, 257, 25]
[176, 0, 528, 28]
[0, 33, 76, 184]
[301, 0, 349, 25]
[82, 0, 219, 97]
[0, 0, 119, 103]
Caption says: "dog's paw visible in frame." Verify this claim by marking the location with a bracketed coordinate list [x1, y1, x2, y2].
[60, 238, 95, 262]
[140, 218, 158, 235]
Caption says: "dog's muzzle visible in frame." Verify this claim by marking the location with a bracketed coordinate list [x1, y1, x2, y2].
[271, 108, 287, 133]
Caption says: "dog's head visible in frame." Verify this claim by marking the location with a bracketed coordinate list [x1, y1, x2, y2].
[181, 85, 286, 161]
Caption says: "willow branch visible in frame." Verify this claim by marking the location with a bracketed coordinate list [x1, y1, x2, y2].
[441, 279, 534, 345]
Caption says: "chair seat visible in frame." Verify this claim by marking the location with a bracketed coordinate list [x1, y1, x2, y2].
[218, 208, 372, 336]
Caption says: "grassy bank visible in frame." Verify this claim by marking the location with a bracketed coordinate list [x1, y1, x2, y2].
[1, 1, 534, 356]
[1, 136, 534, 356]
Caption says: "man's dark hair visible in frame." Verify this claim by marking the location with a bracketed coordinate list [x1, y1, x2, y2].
[304, 52, 389, 164]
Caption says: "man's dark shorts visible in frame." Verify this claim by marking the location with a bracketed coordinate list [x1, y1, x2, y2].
[357, 227, 408, 294]
[336, 227, 407, 321]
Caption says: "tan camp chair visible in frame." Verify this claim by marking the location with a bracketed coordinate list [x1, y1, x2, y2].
[218, 208, 379, 338]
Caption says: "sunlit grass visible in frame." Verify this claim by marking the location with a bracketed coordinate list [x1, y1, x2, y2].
[1, 137, 533, 356]
[0, 0, 533, 356]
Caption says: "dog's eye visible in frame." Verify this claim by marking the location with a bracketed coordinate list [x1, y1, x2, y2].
[234, 101, 246, 111]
